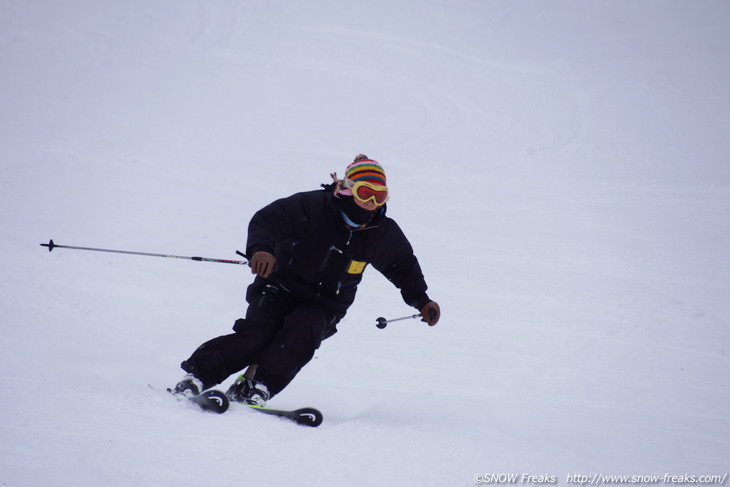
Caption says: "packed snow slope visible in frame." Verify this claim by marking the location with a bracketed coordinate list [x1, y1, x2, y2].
[2, 1, 729, 485]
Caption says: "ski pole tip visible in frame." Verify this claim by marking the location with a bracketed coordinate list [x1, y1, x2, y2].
[375, 317, 387, 329]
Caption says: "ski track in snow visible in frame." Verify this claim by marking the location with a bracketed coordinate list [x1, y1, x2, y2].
[2, 1, 729, 486]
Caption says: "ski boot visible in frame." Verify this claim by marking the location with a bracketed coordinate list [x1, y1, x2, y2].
[171, 373, 204, 398]
[225, 375, 270, 407]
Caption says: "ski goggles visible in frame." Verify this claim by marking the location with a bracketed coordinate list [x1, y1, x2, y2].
[351, 181, 389, 206]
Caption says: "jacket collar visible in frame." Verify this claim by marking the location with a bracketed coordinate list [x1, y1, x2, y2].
[324, 188, 387, 229]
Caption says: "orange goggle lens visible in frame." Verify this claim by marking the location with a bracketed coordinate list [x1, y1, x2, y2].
[353, 181, 388, 206]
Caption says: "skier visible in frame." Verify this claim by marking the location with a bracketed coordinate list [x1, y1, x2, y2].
[172, 155, 440, 406]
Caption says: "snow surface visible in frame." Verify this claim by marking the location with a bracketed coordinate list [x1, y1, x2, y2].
[2, 1, 729, 485]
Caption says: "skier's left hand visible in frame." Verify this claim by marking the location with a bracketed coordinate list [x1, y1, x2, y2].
[420, 301, 440, 326]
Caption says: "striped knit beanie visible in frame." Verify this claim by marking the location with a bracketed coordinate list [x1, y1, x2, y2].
[344, 154, 386, 187]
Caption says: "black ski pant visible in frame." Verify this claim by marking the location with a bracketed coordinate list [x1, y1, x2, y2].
[180, 284, 338, 397]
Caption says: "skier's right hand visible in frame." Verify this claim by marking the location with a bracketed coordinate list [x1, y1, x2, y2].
[250, 251, 276, 278]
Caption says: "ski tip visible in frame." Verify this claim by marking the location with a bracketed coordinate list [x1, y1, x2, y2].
[297, 407, 323, 427]
[246, 405, 323, 427]
[157, 385, 229, 414]
[191, 390, 229, 414]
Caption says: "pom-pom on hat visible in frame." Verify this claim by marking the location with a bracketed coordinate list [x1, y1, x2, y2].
[344, 154, 386, 187]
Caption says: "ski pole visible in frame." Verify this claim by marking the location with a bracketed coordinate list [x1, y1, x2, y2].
[375, 313, 422, 329]
[40, 239, 248, 266]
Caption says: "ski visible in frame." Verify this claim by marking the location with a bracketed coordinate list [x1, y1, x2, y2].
[152, 385, 319, 423]
[186, 389, 229, 414]
[152, 385, 230, 414]
[245, 404, 323, 427]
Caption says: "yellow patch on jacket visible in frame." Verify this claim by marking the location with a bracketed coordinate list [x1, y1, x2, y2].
[346, 260, 367, 274]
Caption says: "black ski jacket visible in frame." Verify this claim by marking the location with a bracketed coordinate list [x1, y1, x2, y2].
[245, 187, 430, 326]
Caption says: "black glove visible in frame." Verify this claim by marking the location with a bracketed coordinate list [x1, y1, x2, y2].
[419, 301, 440, 326]
[250, 251, 276, 278]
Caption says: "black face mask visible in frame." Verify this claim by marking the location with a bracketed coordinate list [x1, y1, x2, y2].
[337, 195, 375, 225]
